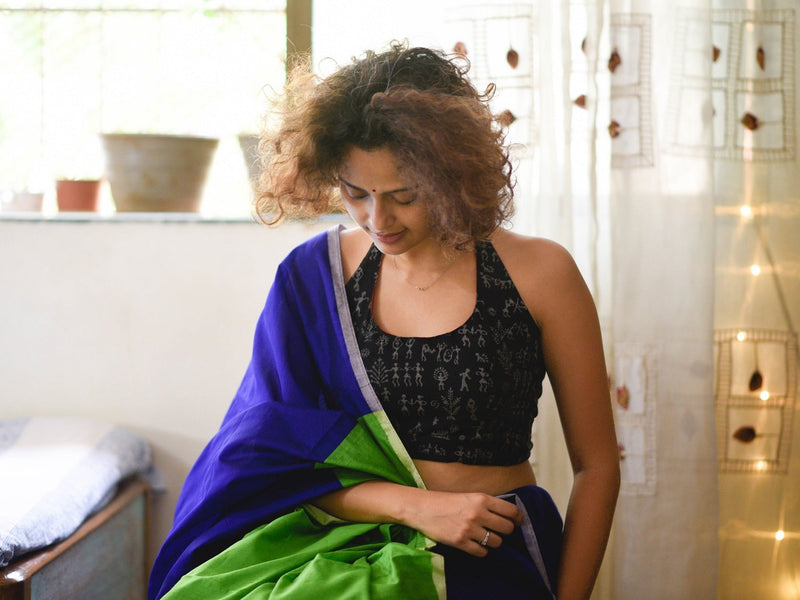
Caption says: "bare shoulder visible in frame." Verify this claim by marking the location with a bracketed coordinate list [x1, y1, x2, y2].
[490, 228, 590, 325]
[339, 227, 373, 281]
[490, 228, 581, 286]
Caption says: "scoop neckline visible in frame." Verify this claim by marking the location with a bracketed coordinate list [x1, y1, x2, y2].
[366, 243, 483, 341]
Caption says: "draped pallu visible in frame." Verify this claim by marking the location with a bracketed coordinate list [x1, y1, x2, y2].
[148, 227, 561, 600]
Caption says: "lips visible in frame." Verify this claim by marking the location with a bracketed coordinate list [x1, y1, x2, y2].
[374, 230, 405, 245]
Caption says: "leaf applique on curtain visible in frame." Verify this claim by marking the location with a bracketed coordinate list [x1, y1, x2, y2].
[741, 112, 760, 130]
[608, 49, 621, 72]
[507, 48, 519, 68]
[756, 45, 765, 70]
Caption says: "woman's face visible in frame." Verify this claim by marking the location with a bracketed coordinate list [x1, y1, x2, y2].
[339, 146, 433, 256]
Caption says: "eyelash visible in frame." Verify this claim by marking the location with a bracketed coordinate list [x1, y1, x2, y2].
[342, 185, 415, 205]
[343, 187, 368, 200]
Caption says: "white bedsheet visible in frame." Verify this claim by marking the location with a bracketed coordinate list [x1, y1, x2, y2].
[0, 417, 152, 567]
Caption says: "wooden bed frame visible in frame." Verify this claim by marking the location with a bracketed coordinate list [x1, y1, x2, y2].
[0, 477, 150, 600]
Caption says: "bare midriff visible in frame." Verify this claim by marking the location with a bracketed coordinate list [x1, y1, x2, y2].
[414, 459, 537, 496]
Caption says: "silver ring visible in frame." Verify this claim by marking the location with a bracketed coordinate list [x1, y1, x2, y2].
[479, 530, 490, 547]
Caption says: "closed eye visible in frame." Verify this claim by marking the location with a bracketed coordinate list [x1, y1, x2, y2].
[339, 181, 368, 200]
[338, 178, 416, 204]
[392, 193, 416, 206]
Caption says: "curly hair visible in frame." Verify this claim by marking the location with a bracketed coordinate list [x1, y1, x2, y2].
[255, 42, 515, 248]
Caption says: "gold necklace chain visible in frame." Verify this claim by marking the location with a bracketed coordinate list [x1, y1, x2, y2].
[390, 253, 458, 292]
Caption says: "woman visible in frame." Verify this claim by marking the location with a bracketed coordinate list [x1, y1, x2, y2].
[149, 43, 619, 600]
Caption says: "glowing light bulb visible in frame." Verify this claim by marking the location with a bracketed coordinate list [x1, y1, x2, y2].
[756, 460, 768, 471]
[760, 390, 770, 401]
[750, 265, 762, 276]
[740, 205, 753, 218]
[737, 331, 747, 341]
[776, 530, 785, 541]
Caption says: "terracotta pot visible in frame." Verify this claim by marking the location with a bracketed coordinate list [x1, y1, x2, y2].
[56, 179, 101, 212]
[101, 134, 219, 212]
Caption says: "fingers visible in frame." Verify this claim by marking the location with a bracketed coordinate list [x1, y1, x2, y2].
[483, 509, 517, 536]
[472, 495, 522, 535]
[452, 520, 509, 557]
[465, 496, 523, 557]
[486, 496, 524, 526]
[412, 491, 524, 557]
[467, 528, 502, 557]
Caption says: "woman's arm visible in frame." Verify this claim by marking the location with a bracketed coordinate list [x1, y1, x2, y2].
[312, 482, 522, 557]
[527, 240, 620, 600]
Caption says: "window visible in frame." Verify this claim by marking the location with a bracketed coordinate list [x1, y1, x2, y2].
[0, 0, 289, 217]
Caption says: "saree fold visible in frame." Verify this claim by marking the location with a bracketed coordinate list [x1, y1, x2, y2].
[161, 425, 444, 600]
[148, 227, 560, 600]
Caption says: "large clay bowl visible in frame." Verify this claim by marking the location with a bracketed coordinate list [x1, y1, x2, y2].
[101, 134, 219, 212]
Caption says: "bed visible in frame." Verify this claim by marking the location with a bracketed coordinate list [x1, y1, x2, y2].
[0, 418, 153, 600]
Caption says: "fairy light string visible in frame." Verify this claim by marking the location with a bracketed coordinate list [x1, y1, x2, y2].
[749, 206, 796, 335]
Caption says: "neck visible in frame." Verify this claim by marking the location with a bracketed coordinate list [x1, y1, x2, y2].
[389, 243, 462, 292]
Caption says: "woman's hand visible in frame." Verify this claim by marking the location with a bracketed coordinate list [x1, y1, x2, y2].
[312, 482, 523, 557]
[403, 489, 523, 557]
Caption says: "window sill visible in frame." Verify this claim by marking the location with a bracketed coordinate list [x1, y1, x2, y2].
[0, 212, 349, 226]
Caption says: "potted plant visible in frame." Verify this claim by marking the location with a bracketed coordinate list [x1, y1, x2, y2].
[101, 133, 219, 212]
[51, 138, 105, 212]
[55, 178, 102, 212]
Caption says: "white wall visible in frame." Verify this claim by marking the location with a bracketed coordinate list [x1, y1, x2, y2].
[0, 215, 339, 567]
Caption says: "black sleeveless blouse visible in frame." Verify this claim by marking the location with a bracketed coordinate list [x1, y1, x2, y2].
[345, 242, 545, 465]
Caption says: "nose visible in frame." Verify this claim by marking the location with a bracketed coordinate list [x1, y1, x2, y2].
[368, 196, 394, 231]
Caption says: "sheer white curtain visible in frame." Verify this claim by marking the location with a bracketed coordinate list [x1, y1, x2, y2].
[510, 1, 798, 598]
[472, 1, 721, 597]
[601, 2, 719, 596]
[710, 0, 800, 598]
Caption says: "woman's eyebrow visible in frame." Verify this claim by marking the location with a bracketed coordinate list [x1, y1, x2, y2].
[339, 177, 411, 194]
